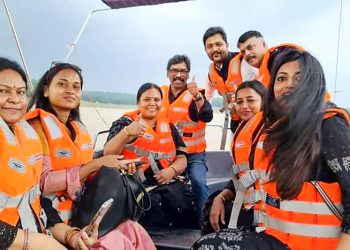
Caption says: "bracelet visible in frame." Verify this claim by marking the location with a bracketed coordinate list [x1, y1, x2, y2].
[23, 228, 29, 250]
[217, 194, 226, 203]
[123, 126, 131, 136]
[170, 166, 178, 177]
[64, 227, 81, 245]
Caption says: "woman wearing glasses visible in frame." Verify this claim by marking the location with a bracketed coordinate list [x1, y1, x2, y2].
[0, 57, 98, 250]
[25, 62, 155, 249]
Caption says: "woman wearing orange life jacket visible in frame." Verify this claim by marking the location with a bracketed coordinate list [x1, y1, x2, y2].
[193, 48, 350, 250]
[0, 57, 99, 250]
[203, 80, 266, 233]
[25, 62, 156, 250]
[104, 83, 198, 229]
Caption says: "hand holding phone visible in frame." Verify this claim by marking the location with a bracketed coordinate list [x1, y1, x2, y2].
[85, 198, 113, 236]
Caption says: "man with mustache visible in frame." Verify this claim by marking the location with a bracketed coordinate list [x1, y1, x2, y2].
[237, 30, 269, 86]
[159, 54, 213, 228]
[203, 27, 259, 132]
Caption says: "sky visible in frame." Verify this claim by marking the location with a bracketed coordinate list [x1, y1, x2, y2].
[1, 0, 349, 106]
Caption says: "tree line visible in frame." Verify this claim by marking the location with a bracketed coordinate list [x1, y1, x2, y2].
[81, 90, 224, 107]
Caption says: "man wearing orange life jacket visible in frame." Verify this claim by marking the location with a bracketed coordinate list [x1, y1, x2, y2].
[237, 30, 332, 103]
[203, 26, 259, 132]
[158, 54, 213, 228]
[236, 30, 269, 83]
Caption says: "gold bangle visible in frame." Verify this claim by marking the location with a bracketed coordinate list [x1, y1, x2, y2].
[217, 194, 226, 203]
[64, 227, 80, 245]
[170, 166, 178, 177]
[123, 126, 131, 136]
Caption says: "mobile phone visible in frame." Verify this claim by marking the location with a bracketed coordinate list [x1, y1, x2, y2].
[85, 198, 113, 236]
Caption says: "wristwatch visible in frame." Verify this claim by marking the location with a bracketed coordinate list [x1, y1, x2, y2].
[194, 92, 203, 101]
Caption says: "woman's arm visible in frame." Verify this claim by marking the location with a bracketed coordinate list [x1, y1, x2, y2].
[10, 229, 66, 250]
[104, 120, 134, 155]
[321, 116, 350, 246]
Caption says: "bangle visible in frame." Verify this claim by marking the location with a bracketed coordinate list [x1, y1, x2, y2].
[123, 126, 131, 136]
[170, 166, 178, 177]
[64, 227, 80, 245]
[23, 228, 29, 250]
[217, 194, 226, 203]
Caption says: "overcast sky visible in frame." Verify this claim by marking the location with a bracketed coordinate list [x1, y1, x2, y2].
[1, 0, 349, 106]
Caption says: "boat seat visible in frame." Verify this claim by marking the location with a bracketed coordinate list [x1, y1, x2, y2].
[149, 229, 202, 250]
[206, 150, 232, 194]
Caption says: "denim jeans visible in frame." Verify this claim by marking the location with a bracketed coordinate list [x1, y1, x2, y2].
[186, 152, 209, 228]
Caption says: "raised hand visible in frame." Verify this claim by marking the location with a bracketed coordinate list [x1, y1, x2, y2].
[125, 118, 146, 137]
[187, 75, 199, 98]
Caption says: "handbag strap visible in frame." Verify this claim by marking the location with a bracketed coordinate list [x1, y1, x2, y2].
[124, 174, 152, 212]
[310, 180, 343, 221]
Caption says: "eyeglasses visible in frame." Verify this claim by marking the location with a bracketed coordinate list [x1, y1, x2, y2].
[50, 61, 82, 73]
[168, 68, 189, 75]
[46, 61, 82, 83]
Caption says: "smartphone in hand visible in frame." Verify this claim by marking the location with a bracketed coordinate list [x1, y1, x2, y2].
[85, 198, 113, 236]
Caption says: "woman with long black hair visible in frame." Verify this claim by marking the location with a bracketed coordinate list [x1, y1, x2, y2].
[193, 48, 350, 249]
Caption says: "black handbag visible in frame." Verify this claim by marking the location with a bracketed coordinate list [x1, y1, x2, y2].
[138, 179, 198, 230]
[70, 166, 151, 237]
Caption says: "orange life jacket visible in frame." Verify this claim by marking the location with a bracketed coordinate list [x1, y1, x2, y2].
[208, 54, 243, 121]
[227, 112, 264, 228]
[208, 53, 243, 96]
[121, 110, 177, 173]
[252, 108, 349, 250]
[24, 109, 93, 223]
[159, 85, 206, 153]
[258, 43, 305, 87]
[0, 117, 43, 232]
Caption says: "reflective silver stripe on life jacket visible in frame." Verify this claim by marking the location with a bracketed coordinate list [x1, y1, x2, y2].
[228, 174, 246, 229]
[176, 121, 198, 130]
[0, 119, 16, 144]
[0, 185, 40, 232]
[124, 145, 176, 161]
[186, 129, 206, 138]
[232, 162, 249, 175]
[43, 116, 63, 139]
[266, 216, 341, 238]
[183, 136, 205, 147]
[239, 169, 269, 189]
[245, 189, 266, 204]
[277, 199, 343, 215]
[19, 120, 39, 140]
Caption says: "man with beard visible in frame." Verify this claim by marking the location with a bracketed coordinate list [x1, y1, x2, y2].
[203, 26, 258, 133]
[159, 54, 213, 228]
